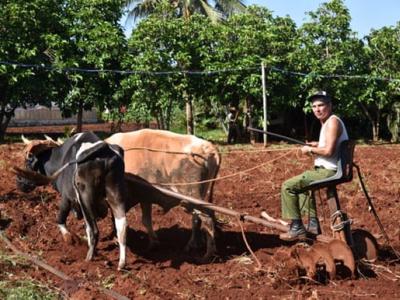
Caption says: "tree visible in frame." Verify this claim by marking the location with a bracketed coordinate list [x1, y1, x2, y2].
[203, 6, 298, 138]
[125, 0, 245, 24]
[46, 0, 127, 132]
[124, 0, 245, 134]
[121, 5, 217, 131]
[360, 24, 400, 141]
[0, 0, 65, 142]
[292, 0, 365, 138]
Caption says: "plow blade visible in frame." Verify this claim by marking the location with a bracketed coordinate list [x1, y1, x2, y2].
[292, 239, 355, 280]
[352, 229, 379, 262]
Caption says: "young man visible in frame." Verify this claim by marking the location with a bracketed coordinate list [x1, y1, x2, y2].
[227, 106, 239, 144]
[279, 91, 348, 241]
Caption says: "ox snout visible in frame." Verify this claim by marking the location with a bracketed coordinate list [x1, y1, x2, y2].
[16, 176, 37, 193]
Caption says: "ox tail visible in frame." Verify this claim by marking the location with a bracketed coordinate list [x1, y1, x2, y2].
[204, 146, 222, 232]
[12, 162, 73, 186]
[206, 148, 221, 204]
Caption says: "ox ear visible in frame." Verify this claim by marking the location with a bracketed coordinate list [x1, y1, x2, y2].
[12, 166, 53, 186]
[57, 137, 65, 145]
[12, 162, 68, 186]
[21, 135, 31, 145]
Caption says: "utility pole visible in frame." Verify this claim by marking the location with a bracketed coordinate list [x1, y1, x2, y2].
[261, 62, 267, 146]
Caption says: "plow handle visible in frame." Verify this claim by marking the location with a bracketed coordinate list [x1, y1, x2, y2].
[247, 127, 307, 146]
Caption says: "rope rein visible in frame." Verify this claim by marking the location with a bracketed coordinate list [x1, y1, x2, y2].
[236, 216, 263, 270]
[152, 149, 297, 187]
[123, 145, 298, 155]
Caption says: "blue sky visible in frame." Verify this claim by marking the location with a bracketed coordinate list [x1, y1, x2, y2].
[122, 0, 399, 38]
[248, 0, 400, 37]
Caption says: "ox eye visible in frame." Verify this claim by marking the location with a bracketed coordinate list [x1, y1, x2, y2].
[26, 155, 38, 170]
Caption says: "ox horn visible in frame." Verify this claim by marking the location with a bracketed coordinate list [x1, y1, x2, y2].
[44, 134, 56, 142]
[21, 135, 31, 145]
[44, 134, 62, 146]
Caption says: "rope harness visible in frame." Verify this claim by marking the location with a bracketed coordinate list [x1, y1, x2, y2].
[123, 146, 297, 187]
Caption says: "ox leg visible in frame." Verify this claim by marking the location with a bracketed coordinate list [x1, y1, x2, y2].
[114, 214, 127, 270]
[106, 190, 127, 270]
[185, 210, 203, 252]
[57, 198, 79, 244]
[198, 213, 217, 262]
[140, 202, 160, 250]
[84, 216, 99, 262]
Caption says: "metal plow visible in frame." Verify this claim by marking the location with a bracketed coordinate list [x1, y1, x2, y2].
[125, 174, 379, 282]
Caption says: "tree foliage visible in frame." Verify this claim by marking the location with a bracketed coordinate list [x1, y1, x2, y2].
[360, 23, 400, 141]
[125, 0, 245, 24]
[45, 0, 127, 131]
[1, 0, 399, 142]
[119, 4, 217, 130]
[0, 0, 65, 141]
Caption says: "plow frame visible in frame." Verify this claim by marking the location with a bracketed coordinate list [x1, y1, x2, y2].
[124, 139, 380, 280]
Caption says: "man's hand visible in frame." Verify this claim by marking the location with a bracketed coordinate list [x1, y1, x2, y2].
[306, 141, 319, 147]
[301, 145, 314, 155]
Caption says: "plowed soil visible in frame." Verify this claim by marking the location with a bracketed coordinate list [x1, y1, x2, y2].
[1, 125, 400, 299]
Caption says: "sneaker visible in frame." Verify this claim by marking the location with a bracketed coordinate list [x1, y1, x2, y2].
[306, 217, 321, 235]
[279, 219, 306, 241]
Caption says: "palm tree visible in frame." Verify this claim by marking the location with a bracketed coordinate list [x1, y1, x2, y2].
[125, 0, 246, 23]
[124, 0, 246, 134]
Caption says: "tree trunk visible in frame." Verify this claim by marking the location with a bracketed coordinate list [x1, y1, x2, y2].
[359, 102, 380, 141]
[76, 100, 83, 133]
[387, 102, 400, 142]
[0, 105, 15, 143]
[372, 107, 380, 142]
[246, 96, 255, 144]
[304, 113, 310, 141]
[184, 90, 194, 135]
[372, 116, 380, 142]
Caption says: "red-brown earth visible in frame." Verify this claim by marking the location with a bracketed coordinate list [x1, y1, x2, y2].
[1, 124, 400, 299]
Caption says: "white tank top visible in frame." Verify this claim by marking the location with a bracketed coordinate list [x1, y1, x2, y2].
[314, 115, 349, 170]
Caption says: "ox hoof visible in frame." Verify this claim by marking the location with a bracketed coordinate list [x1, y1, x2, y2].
[117, 262, 126, 271]
[85, 249, 96, 262]
[194, 253, 215, 264]
[184, 239, 204, 253]
[147, 239, 161, 251]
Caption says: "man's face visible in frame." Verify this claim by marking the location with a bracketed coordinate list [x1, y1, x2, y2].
[312, 99, 332, 121]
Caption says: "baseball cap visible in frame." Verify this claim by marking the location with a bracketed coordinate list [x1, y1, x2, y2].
[309, 90, 332, 103]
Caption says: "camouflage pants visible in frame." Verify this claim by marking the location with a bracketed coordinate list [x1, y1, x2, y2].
[281, 167, 336, 220]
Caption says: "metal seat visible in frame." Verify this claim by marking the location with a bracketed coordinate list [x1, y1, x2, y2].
[299, 140, 355, 192]
[297, 140, 356, 244]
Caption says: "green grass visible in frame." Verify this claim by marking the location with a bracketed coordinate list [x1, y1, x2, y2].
[0, 280, 60, 300]
[0, 251, 61, 300]
[195, 128, 227, 143]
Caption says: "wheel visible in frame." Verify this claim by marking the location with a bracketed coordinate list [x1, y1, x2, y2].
[352, 229, 379, 262]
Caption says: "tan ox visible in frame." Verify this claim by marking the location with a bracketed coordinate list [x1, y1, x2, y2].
[106, 129, 221, 261]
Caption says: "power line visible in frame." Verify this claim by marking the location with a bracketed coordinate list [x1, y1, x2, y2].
[0, 60, 258, 75]
[270, 66, 400, 83]
[1, 60, 399, 82]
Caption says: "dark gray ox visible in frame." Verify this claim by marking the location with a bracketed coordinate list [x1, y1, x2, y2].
[15, 132, 127, 270]
[106, 129, 221, 261]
